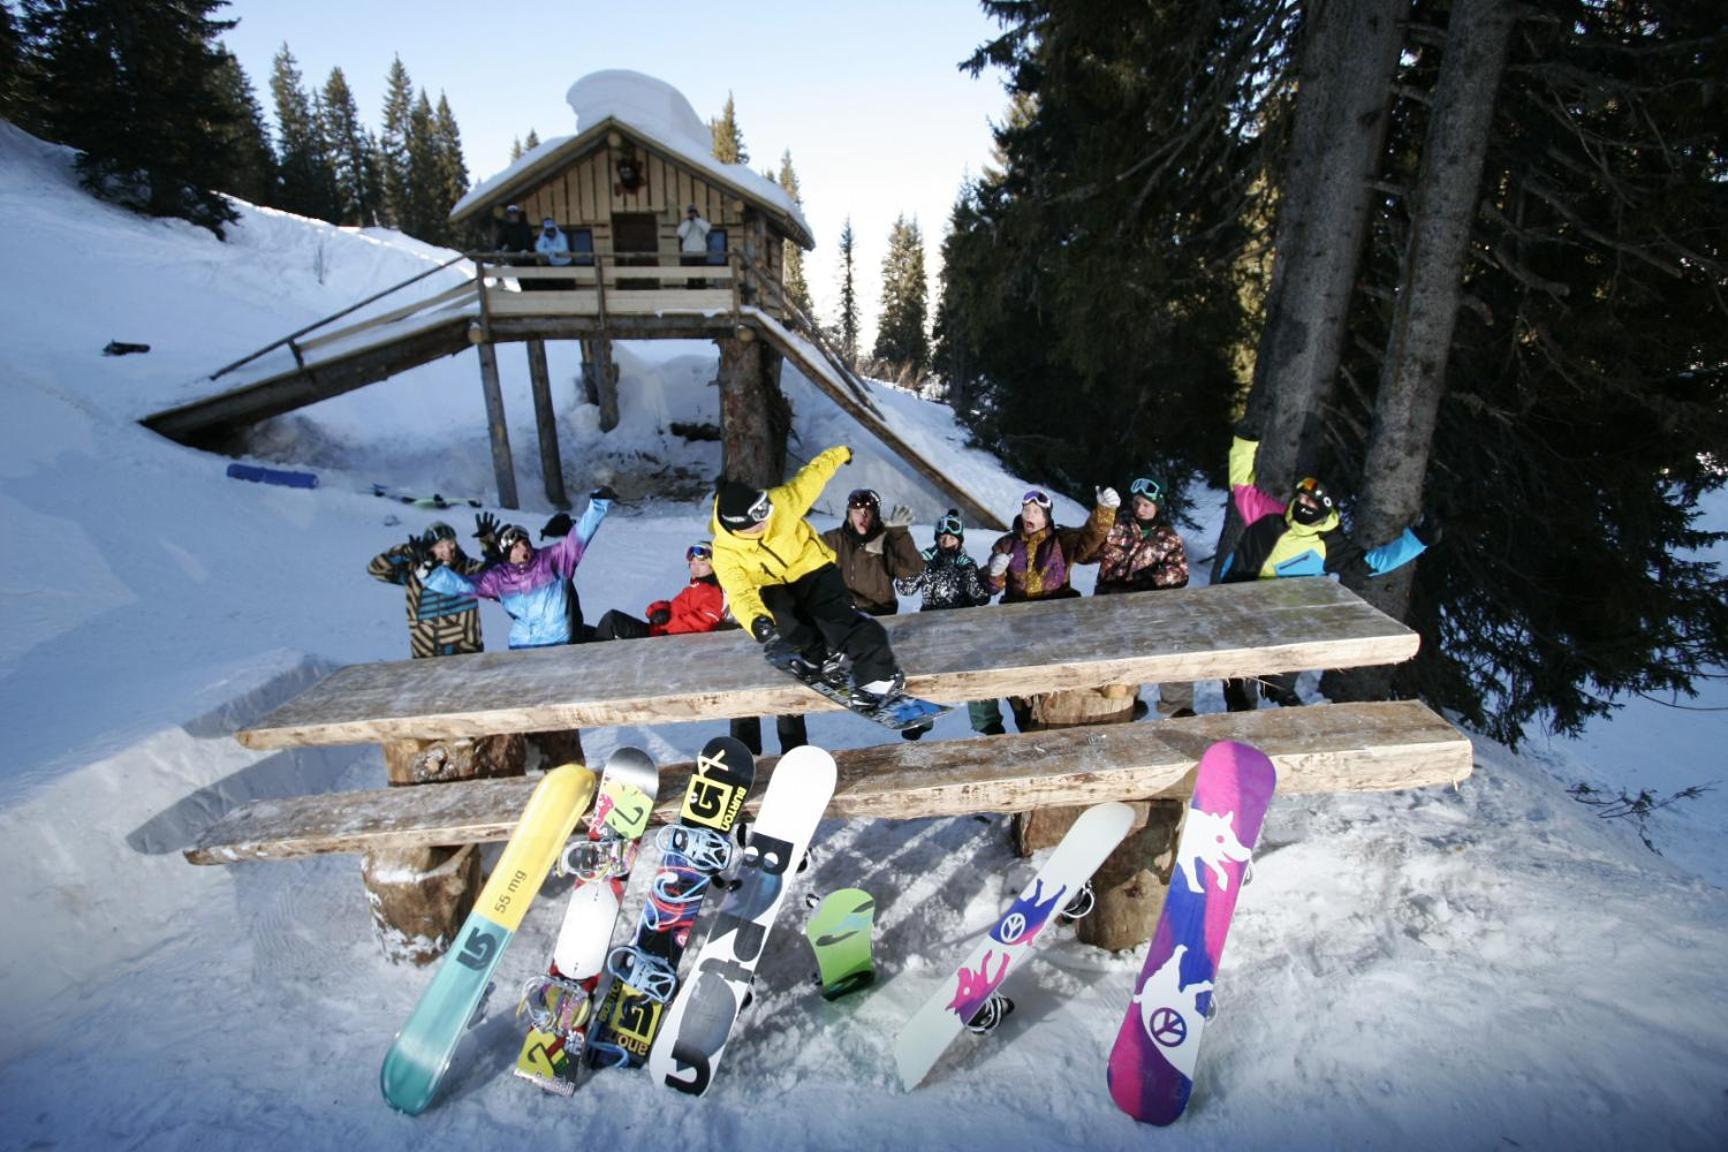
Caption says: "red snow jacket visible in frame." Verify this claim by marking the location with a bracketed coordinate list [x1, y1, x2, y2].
[647, 576, 725, 637]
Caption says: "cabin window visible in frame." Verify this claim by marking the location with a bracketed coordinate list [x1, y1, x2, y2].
[705, 228, 728, 266]
[568, 228, 594, 267]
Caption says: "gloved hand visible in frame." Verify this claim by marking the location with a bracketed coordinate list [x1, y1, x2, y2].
[405, 534, 430, 564]
[474, 511, 500, 540]
[648, 602, 672, 627]
[1096, 486, 1121, 510]
[839, 446, 854, 465]
[541, 511, 573, 539]
[886, 504, 914, 529]
[987, 551, 1011, 579]
[591, 485, 618, 503]
[750, 616, 778, 644]
[1411, 510, 1444, 547]
[1234, 410, 1263, 441]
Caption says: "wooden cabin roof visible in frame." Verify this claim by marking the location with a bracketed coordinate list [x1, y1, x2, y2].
[449, 116, 815, 249]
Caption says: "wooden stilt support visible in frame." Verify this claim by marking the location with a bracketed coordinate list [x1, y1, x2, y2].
[476, 342, 519, 510]
[525, 339, 568, 509]
[362, 736, 526, 963]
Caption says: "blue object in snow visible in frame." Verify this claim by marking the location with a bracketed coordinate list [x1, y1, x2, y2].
[226, 462, 318, 489]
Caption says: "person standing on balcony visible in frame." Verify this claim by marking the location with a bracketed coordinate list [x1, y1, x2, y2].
[536, 216, 574, 291]
[494, 204, 535, 290]
[678, 203, 711, 288]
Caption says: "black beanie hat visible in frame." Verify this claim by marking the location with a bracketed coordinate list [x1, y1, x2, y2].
[716, 479, 771, 529]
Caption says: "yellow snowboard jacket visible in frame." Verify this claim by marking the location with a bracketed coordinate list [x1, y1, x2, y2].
[709, 445, 852, 631]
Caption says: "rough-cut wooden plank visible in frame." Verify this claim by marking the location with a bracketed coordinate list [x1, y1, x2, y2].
[240, 578, 1416, 750]
[191, 702, 1468, 863]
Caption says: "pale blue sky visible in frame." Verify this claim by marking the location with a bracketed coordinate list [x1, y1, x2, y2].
[220, 0, 1011, 344]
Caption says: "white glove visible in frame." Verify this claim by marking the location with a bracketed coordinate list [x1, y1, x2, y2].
[987, 552, 1011, 578]
[886, 504, 914, 529]
[1097, 486, 1121, 509]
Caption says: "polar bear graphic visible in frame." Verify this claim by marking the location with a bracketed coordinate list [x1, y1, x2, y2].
[1177, 807, 1250, 894]
[1132, 945, 1213, 1080]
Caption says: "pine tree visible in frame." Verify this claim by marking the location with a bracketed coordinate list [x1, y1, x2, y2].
[402, 88, 443, 241]
[509, 136, 523, 162]
[360, 129, 386, 229]
[207, 48, 275, 207]
[321, 67, 373, 225]
[0, 3, 28, 128]
[433, 92, 469, 241]
[378, 55, 414, 227]
[709, 91, 748, 164]
[524, 128, 540, 151]
[873, 214, 930, 380]
[837, 217, 860, 368]
[269, 43, 336, 221]
[775, 150, 811, 315]
[21, 0, 248, 235]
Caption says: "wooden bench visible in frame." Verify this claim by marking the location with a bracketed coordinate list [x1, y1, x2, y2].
[197, 579, 1465, 959]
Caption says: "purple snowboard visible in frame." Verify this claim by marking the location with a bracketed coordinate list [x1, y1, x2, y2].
[1107, 740, 1276, 1125]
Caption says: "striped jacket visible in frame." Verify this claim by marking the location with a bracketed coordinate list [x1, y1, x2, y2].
[368, 544, 487, 658]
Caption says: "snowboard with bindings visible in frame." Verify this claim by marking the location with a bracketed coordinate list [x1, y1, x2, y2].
[805, 888, 876, 1000]
[371, 482, 483, 509]
[583, 735, 756, 1070]
[762, 645, 950, 732]
[379, 763, 597, 1115]
[512, 747, 659, 1095]
[1107, 740, 1276, 1125]
[894, 801, 1137, 1091]
[646, 745, 837, 1096]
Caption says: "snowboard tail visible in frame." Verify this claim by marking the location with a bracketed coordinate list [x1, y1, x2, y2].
[380, 763, 597, 1115]
[1106, 740, 1277, 1125]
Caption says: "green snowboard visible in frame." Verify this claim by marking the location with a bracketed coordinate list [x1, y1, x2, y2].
[805, 888, 876, 1000]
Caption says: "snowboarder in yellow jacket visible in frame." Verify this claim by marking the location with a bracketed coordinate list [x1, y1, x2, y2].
[709, 446, 904, 709]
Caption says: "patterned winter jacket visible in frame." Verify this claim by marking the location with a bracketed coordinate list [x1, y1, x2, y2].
[984, 503, 1116, 603]
[1220, 436, 1425, 583]
[894, 545, 993, 611]
[646, 576, 726, 637]
[1095, 517, 1189, 595]
[424, 497, 609, 648]
[820, 522, 925, 615]
[368, 544, 487, 658]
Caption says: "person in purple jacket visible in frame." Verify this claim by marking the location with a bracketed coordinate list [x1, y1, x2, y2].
[425, 487, 615, 649]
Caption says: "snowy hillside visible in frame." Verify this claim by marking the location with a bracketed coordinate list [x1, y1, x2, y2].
[1, 121, 1724, 1150]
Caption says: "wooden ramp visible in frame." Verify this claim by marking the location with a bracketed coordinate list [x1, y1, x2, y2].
[238, 579, 1417, 750]
[190, 701, 1470, 863]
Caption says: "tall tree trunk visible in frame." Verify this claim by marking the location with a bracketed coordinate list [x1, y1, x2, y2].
[716, 334, 788, 487]
[1214, 0, 1409, 578]
[1327, 0, 1515, 703]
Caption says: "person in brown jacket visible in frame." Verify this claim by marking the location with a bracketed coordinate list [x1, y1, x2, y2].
[820, 487, 925, 615]
[983, 485, 1119, 730]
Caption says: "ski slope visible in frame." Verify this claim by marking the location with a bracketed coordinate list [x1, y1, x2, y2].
[1, 121, 1725, 1150]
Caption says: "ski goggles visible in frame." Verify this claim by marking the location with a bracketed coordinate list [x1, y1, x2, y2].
[1294, 476, 1334, 510]
[423, 521, 458, 544]
[1129, 477, 1164, 503]
[936, 513, 965, 537]
[1021, 489, 1053, 510]
[847, 488, 880, 509]
[739, 490, 773, 524]
[498, 525, 531, 553]
[686, 543, 713, 561]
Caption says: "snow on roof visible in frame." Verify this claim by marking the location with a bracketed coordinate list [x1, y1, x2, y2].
[451, 70, 813, 248]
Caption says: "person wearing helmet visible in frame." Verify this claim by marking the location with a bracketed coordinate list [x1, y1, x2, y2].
[592, 542, 726, 640]
[709, 446, 906, 712]
[1220, 420, 1439, 710]
[367, 519, 493, 658]
[1095, 476, 1195, 719]
[423, 488, 614, 650]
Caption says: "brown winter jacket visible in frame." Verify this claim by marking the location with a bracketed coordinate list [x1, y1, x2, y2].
[820, 522, 925, 615]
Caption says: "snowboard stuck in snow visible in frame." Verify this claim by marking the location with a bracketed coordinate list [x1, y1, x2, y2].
[1107, 740, 1277, 1125]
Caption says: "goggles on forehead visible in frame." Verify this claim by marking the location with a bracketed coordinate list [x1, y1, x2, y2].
[1294, 476, 1334, 508]
[936, 513, 964, 537]
[686, 543, 713, 561]
[499, 526, 531, 552]
[1130, 477, 1164, 502]
[1021, 489, 1053, 510]
[847, 488, 879, 509]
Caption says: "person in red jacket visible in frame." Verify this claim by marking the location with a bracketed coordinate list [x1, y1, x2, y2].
[593, 542, 726, 640]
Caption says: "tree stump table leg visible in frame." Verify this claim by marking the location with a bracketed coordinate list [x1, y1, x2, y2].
[360, 736, 528, 964]
[1076, 799, 1185, 952]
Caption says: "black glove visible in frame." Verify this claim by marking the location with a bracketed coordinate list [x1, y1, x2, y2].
[750, 615, 777, 644]
[474, 511, 499, 540]
[591, 485, 618, 503]
[404, 534, 430, 564]
[648, 606, 672, 627]
[1411, 510, 1443, 548]
[541, 511, 574, 540]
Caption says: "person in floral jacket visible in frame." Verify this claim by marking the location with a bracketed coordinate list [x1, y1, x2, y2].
[1095, 476, 1195, 718]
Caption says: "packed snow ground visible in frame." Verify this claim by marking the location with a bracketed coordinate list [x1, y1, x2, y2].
[1, 122, 1724, 1150]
